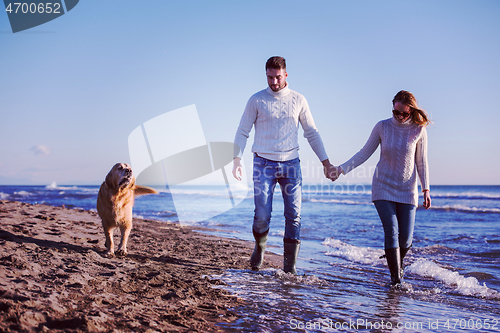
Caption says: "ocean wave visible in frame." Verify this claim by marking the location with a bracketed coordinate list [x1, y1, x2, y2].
[322, 238, 384, 265]
[270, 230, 285, 238]
[42, 183, 100, 196]
[310, 198, 372, 206]
[47, 185, 98, 193]
[152, 211, 177, 218]
[415, 244, 459, 256]
[46, 181, 58, 189]
[432, 192, 500, 200]
[321, 240, 500, 300]
[155, 187, 250, 200]
[0, 192, 10, 200]
[430, 205, 500, 214]
[407, 259, 500, 300]
[12, 191, 32, 197]
[45, 182, 77, 191]
[302, 188, 372, 196]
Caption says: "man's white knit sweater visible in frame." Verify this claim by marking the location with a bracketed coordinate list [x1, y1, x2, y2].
[234, 84, 328, 162]
[340, 117, 429, 206]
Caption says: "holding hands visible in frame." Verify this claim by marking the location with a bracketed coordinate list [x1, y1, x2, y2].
[233, 157, 344, 182]
[322, 160, 342, 182]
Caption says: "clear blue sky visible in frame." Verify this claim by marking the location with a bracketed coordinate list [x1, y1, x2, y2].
[1, 0, 499, 186]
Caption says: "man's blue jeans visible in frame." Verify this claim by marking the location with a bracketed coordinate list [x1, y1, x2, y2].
[374, 200, 416, 249]
[252, 155, 302, 241]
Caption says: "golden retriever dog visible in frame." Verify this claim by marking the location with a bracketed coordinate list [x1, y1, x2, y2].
[97, 163, 157, 256]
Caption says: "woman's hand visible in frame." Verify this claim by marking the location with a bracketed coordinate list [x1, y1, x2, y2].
[423, 190, 431, 209]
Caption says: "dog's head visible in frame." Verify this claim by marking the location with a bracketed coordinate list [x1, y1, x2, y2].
[105, 163, 135, 190]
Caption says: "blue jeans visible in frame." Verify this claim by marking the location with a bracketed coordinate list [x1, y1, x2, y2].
[252, 155, 302, 240]
[374, 200, 416, 249]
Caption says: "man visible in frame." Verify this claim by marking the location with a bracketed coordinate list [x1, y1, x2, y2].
[232, 56, 337, 274]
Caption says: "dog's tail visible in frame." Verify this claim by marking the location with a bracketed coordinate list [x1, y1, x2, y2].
[134, 185, 158, 196]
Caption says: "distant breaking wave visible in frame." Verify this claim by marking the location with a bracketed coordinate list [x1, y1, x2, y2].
[430, 204, 500, 214]
[309, 198, 500, 214]
[309, 198, 372, 205]
[431, 192, 500, 200]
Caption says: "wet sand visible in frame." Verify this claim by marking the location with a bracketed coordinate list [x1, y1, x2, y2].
[0, 200, 281, 332]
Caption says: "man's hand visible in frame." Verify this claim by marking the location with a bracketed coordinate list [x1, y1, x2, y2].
[232, 157, 243, 181]
[322, 159, 341, 181]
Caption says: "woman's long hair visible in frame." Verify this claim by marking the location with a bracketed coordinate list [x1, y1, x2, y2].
[392, 90, 431, 126]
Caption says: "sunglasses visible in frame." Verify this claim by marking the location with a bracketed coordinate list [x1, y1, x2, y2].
[392, 109, 411, 118]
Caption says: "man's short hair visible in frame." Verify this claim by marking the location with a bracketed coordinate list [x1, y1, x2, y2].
[266, 56, 286, 71]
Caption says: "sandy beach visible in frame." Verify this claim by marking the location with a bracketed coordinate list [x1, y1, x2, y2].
[0, 200, 281, 332]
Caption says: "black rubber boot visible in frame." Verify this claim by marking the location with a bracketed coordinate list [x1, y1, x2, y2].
[400, 245, 411, 278]
[250, 229, 268, 271]
[384, 247, 402, 285]
[283, 238, 301, 274]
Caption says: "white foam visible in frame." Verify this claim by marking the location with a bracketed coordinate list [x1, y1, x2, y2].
[0, 192, 9, 200]
[407, 259, 500, 299]
[322, 238, 384, 265]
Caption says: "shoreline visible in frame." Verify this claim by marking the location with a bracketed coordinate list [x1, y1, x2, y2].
[0, 200, 281, 332]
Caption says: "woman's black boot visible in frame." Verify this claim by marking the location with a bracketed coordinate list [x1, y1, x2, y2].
[384, 247, 402, 285]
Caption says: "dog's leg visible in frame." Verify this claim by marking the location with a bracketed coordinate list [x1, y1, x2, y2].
[116, 224, 131, 256]
[103, 224, 115, 256]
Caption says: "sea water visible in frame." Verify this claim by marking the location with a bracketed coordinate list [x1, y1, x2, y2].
[1, 184, 499, 332]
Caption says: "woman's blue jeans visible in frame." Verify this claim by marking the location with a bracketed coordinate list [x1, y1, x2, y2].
[252, 155, 302, 241]
[374, 200, 416, 249]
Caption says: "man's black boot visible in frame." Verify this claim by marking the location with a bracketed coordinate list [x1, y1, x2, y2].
[250, 229, 269, 271]
[283, 238, 301, 274]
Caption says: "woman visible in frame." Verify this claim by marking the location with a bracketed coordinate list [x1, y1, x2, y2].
[336, 90, 431, 286]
